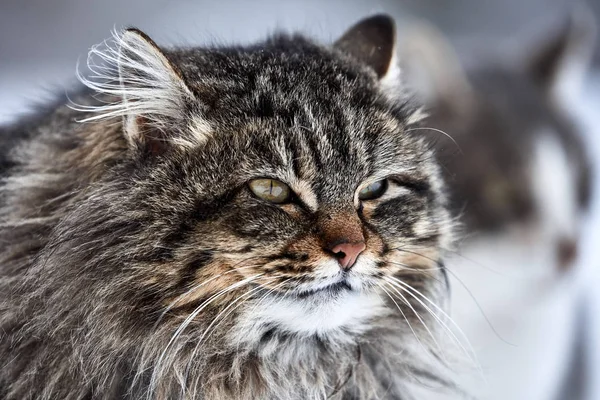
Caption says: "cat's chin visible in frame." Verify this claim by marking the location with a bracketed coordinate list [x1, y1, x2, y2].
[235, 276, 387, 341]
[294, 279, 353, 299]
[290, 270, 363, 299]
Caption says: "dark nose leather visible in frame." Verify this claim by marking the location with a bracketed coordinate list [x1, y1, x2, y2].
[327, 240, 366, 270]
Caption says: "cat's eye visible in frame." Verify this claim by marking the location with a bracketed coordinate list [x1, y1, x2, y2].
[248, 178, 292, 204]
[358, 179, 388, 201]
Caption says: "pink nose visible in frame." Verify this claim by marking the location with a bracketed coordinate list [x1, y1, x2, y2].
[328, 241, 366, 270]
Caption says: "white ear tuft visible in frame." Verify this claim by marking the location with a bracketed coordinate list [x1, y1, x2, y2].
[72, 28, 196, 147]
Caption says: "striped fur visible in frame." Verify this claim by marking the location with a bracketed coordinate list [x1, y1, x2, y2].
[0, 16, 456, 399]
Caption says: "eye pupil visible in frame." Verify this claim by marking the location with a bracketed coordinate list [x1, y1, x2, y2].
[358, 179, 388, 201]
[249, 179, 292, 204]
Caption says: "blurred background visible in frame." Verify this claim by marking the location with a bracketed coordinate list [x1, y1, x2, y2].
[1, 1, 598, 399]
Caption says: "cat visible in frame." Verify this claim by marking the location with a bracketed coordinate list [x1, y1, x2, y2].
[0, 15, 457, 400]
[400, 9, 596, 400]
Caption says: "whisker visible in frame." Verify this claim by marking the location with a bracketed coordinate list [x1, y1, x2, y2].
[376, 282, 428, 355]
[187, 278, 293, 398]
[134, 258, 264, 392]
[405, 127, 462, 154]
[153, 257, 266, 328]
[388, 247, 441, 264]
[381, 280, 446, 361]
[386, 259, 445, 272]
[182, 280, 275, 399]
[149, 273, 263, 398]
[392, 245, 507, 276]
[440, 246, 509, 276]
[244, 278, 292, 322]
[388, 248, 513, 345]
[385, 277, 487, 387]
[232, 278, 293, 354]
[203, 279, 276, 341]
[383, 276, 479, 368]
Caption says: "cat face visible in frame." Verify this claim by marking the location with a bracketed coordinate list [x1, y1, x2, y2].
[64, 16, 451, 341]
[130, 97, 445, 335]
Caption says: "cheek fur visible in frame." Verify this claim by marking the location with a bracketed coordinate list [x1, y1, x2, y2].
[221, 200, 302, 241]
[371, 196, 443, 243]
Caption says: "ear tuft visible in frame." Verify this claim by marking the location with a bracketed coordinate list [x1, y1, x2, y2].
[335, 14, 397, 79]
[73, 28, 198, 150]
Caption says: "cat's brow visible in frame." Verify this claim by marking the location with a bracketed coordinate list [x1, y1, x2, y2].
[389, 174, 430, 194]
[289, 179, 318, 211]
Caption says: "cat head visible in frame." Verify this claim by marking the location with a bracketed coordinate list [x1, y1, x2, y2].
[400, 9, 595, 270]
[58, 14, 452, 355]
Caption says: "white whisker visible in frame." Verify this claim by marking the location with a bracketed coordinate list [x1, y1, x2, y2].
[183, 278, 287, 398]
[231, 278, 292, 356]
[384, 276, 480, 370]
[376, 282, 428, 355]
[405, 126, 462, 153]
[381, 280, 446, 360]
[390, 248, 513, 346]
[153, 264, 259, 329]
[149, 273, 263, 398]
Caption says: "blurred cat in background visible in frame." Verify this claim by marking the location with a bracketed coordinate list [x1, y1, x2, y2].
[400, 8, 596, 400]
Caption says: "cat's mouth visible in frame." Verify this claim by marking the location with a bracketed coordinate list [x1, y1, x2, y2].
[295, 278, 353, 298]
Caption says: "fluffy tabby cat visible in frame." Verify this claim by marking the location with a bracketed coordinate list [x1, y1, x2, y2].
[0, 15, 457, 400]
[401, 10, 595, 400]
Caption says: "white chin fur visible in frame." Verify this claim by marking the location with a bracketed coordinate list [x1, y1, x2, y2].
[235, 258, 387, 341]
[252, 288, 386, 338]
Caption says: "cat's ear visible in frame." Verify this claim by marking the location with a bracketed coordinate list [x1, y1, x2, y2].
[523, 7, 597, 103]
[115, 29, 196, 151]
[398, 23, 473, 110]
[334, 14, 398, 81]
[77, 28, 204, 154]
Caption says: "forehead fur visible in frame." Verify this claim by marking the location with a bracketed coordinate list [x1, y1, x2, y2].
[168, 34, 414, 131]
[152, 35, 430, 200]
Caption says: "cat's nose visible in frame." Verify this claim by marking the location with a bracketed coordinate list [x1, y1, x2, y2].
[317, 206, 366, 270]
[327, 241, 366, 270]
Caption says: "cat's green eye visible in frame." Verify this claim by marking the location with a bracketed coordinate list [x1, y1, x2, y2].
[249, 178, 292, 204]
[358, 179, 388, 201]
